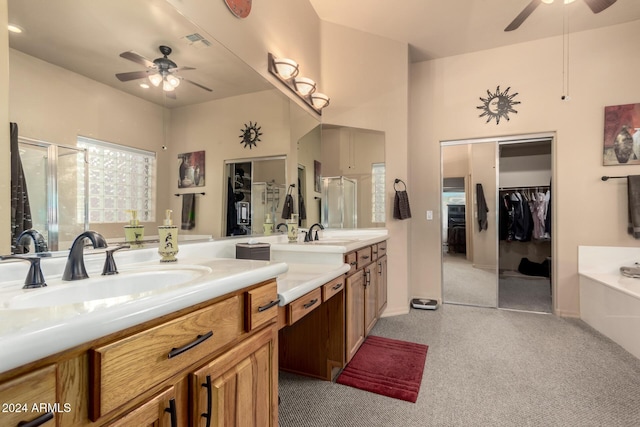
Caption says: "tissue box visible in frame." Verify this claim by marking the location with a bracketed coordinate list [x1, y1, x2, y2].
[236, 242, 270, 261]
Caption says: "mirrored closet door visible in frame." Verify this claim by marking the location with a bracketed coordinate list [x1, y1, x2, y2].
[441, 135, 553, 313]
[441, 141, 498, 308]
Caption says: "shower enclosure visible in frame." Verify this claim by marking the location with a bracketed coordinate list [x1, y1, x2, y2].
[16, 137, 88, 252]
[321, 176, 357, 228]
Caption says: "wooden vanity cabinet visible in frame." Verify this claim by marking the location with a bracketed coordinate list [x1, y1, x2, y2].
[0, 279, 279, 427]
[344, 241, 388, 362]
[278, 276, 346, 381]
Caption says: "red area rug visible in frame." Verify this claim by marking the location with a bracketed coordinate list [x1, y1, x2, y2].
[336, 335, 428, 403]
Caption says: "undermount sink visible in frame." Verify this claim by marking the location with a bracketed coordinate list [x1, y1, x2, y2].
[2, 265, 212, 310]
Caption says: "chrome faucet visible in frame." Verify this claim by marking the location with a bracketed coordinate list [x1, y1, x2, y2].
[16, 229, 48, 254]
[62, 231, 108, 281]
[308, 223, 325, 241]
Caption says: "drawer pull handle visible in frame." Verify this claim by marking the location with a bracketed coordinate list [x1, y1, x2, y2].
[362, 255, 370, 260]
[17, 412, 53, 427]
[332, 283, 343, 291]
[168, 331, 213, 359]
[258, 299, 280, 312]
[201, 375, 212, 427]
[350, 261, 357, 266]
[164, 398, 177, 427]
[378, 262, 382, 275]
[303, 298, 318, 309]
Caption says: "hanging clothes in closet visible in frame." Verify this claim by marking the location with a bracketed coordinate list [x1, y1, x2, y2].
[499, 187, 551, 242]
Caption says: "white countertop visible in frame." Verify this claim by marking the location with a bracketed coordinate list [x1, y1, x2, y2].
[0, 256, 287, 374]
[276, 263, 351, 304]
[0, 229, 387, 374]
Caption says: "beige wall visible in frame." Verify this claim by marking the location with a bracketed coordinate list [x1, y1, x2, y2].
[410, 21, 640, 317]
[0, 0, 9, 254]
[320, 22, 410, 317]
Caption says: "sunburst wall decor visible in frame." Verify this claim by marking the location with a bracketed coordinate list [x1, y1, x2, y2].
[239, 121, 262, 149]
[477, 86, 520, 125]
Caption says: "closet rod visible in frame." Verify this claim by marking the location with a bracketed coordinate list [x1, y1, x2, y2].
[499, 185, 549, 191]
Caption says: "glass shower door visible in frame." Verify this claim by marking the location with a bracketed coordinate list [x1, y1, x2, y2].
[321, 176, 357, 228]
[18, 139, 88, 251]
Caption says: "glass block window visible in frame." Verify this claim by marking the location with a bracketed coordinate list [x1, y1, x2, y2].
[371, 162, 386, 223]
[77, 136, 156, 223]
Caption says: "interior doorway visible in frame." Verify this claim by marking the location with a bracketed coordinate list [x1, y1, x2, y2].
[440, 133, 554, 313]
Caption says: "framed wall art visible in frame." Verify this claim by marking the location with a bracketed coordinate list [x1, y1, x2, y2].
[603, 103, 640, 165]
[178, 150, 205, 188]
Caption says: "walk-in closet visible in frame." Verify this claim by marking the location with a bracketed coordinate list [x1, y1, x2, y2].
[441, 134, 553, 313]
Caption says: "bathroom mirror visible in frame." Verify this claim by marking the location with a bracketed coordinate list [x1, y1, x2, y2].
[223, 157, 287, 236]
[320, 125, 386, 228]
[6, 0, 317, 250]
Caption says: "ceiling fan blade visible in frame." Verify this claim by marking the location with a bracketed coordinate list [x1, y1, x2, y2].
[119, 51, 155, 68]
[583, 0, 617, 14]
[505, 0, 542, 32]
[170, 66, 196, 72]
[115, 70, 152, 82]
[182, 78, 213, 92]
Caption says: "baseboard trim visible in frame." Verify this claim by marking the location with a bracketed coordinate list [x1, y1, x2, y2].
[380, 307, 410, 318]
[555, 309, 580, 318]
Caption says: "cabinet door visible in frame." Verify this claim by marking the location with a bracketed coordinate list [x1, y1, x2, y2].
[377, 255, 388, 316]
[191, 326, 277, 427]
[364, 263, 378, 336]
[346, 270, 365, 362]
[105, 387, 176, 427]
[0, 365, 57, 427]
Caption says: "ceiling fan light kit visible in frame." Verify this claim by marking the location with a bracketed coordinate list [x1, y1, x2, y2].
[115, 45, 212, 98]
[268, 53, 329, 115]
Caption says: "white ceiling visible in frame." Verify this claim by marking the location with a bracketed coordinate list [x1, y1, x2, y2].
[309, 0, 640, 62]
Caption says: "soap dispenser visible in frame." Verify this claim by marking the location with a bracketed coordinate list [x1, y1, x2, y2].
[263, 213, 273, 235]
[158, 209, 178, 262]
[124, 210, 144, 246]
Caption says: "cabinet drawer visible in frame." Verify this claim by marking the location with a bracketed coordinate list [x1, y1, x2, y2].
[90, 296, 242, 420]
[0, 365, 57, 427]
[322, 276, 344, 301]
[371, 244, 379, 261]
[245, 280, 279, 332]
[377, 241, 387, 257]
[345, 252, 358, 276]
[105, 387, 175, 427]
[356, 246, 372, 269]
[288, 288, 322, 325]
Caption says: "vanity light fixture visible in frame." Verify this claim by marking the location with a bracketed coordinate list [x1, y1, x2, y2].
[311, 93, 330, 110]
[139, 83, 150, 89]
[268, 53, 330, 115]
[272, 57, 299, 79]
[293, 77, 316, 96]
[8, 24, 23, 34]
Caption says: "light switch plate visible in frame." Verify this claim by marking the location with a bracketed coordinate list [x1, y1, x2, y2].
[426, 210, 433, 220]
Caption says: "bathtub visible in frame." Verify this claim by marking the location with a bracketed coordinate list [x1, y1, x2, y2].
[579, 246, 640, 360]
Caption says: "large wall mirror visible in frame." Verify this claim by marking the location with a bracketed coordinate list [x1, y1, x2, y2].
[6, 0, 319, 251]
[319, 125, 386, 229]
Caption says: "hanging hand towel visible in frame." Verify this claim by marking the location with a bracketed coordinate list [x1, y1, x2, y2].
[181, 193, 196, 230]
[282, 185, 295, 219]
[393, 179, 412, 220]
[628, 175, 640, 238]
[476, 183, 489, 231]
[298, 179, 307, 220]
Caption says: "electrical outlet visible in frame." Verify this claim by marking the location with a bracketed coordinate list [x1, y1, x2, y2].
[426, 210, 433, 220]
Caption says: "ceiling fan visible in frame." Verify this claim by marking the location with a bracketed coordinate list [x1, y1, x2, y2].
[115, 45, 212, 98]
[504, 0, 617, 32]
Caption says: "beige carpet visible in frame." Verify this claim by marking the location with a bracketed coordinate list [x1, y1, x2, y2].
[442, 254, 497, 307]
